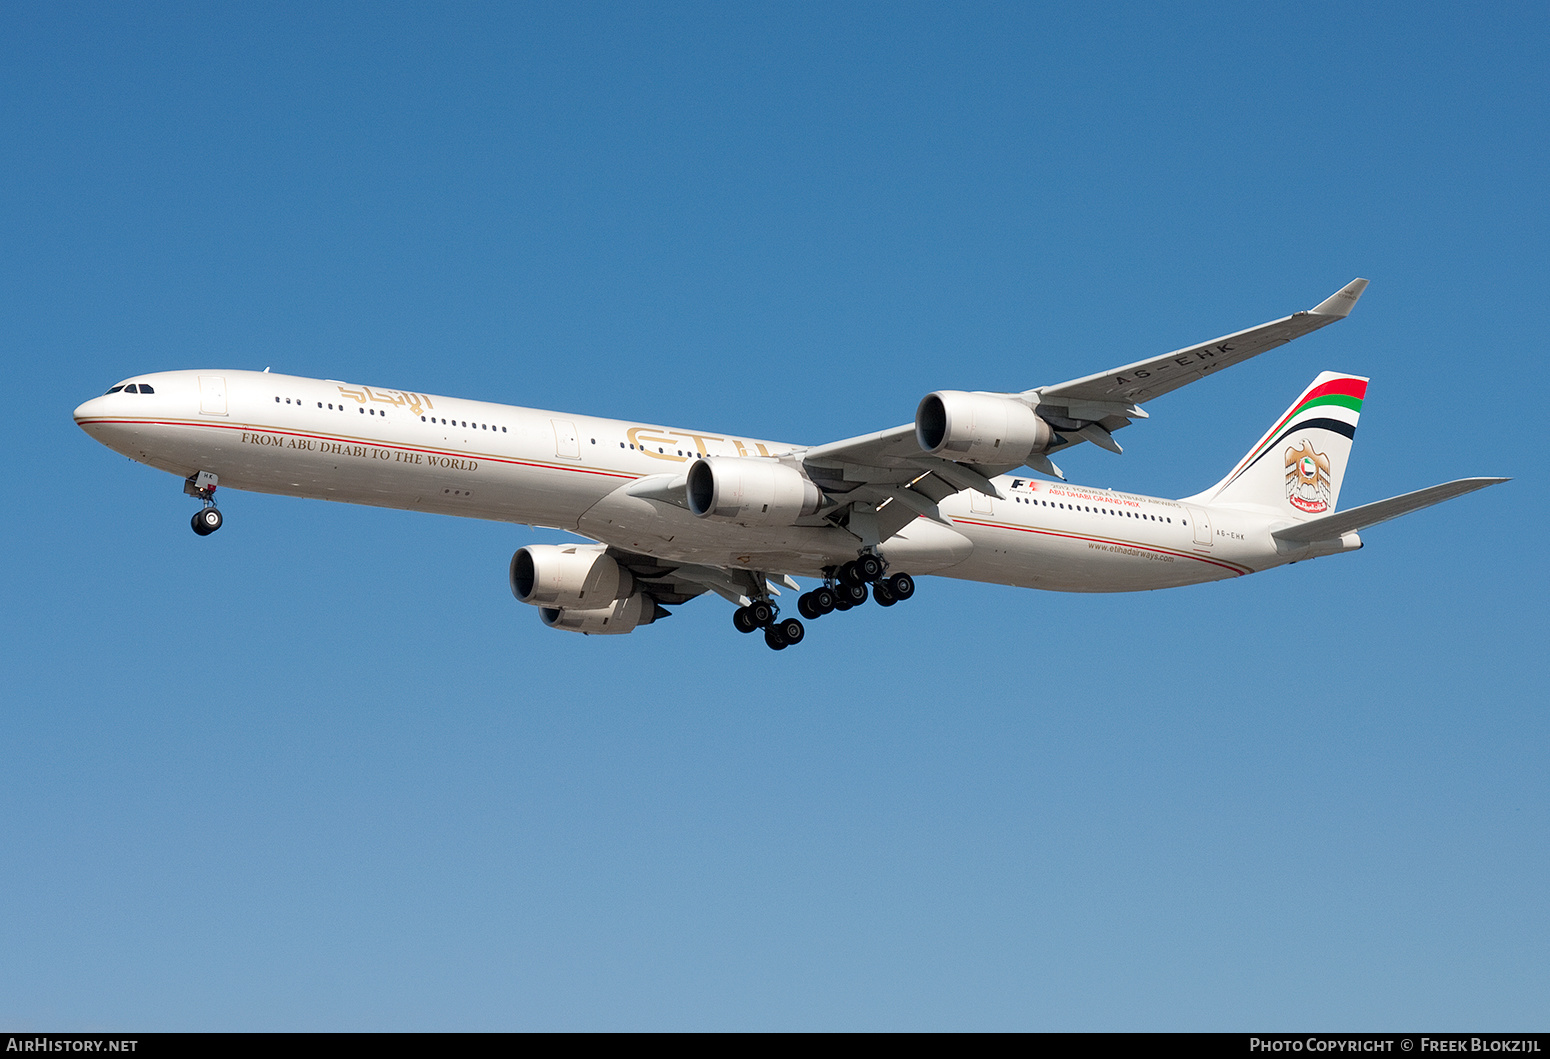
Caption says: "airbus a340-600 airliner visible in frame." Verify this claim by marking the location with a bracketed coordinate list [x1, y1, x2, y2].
[74, 279, 1505, 650]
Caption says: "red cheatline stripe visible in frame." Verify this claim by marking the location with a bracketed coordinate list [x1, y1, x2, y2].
[951, 517, 1251, 576]
[74, 418, 641, 480]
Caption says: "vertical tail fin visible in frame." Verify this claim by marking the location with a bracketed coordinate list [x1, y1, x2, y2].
[1187, 371, 1368, 516]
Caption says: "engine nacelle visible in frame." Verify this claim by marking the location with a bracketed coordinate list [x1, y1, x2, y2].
[539, 591, 664, 635]
[510, 544, 633, 608]
[685, 457, 822, 526]
[915, 390, 1054, 465]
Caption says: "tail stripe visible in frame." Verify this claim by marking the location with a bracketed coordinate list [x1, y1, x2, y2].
[1299, 393, 1364, 415]
[1216, 377, 1367, 492]
[1187, 371, 1368, 515]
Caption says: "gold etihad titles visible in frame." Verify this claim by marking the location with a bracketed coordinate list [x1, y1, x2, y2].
[626, 426, 771, 461]
[335, 385, 434, 417]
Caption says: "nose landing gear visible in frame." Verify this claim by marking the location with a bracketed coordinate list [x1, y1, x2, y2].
[184, 471, 223, 536]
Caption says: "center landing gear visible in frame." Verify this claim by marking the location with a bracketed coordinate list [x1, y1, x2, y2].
[797, 585, 838, 620]
[794, 557, 916, 619]
[184, 471, 223, 536]
[731, 555, 917, 649]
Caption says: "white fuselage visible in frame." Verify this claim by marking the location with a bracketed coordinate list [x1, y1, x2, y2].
[74, 369, 1325, 593]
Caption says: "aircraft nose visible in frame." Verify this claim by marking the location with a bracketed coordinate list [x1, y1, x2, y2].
[73, 395, 110, 426]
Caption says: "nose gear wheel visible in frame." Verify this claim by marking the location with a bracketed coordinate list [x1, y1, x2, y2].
[191, 507, 223, 536]
[184, 472, 223, 536]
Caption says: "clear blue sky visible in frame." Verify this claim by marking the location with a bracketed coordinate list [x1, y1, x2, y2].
[2, 1, 1544, 1030]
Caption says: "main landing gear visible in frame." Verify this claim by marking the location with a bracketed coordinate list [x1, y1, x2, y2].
[798, 558, 914, 617]
[733, 556, 917, 651]
[184, 471, 223, 536]
[732, 598, 806, 651]
[818, 558, 911, 607]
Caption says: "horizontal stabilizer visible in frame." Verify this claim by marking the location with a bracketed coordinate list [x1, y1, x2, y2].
[1272, 477, 1508, 543]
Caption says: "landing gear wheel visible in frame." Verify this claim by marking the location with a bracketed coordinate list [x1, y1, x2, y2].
[764, 626, 788, 650]
[798, 592, 822, 620]
[812, 586, 837, 614]
[874, 583, 897, 606]
[841, 581, 868, 606]
[838, 561, 865, 587]
[733, 607, 758, 633]
[776, 617, 804, 645]
[857, 554, 885, 582]
[191, 507, 223, 536]
[749, 600, 776, 627]
[833, 598, 854, 612]
[887, 572, 915, 600]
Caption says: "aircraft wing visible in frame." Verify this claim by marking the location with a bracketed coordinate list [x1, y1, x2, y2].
[801, 425, 1015, 546]
[1271, 477, 1509, 543]
[1032, 278, 1369, 409]
[609, 548, 802, 608]
[794, 279, 1371, 546]
[607, 548, 714, 606]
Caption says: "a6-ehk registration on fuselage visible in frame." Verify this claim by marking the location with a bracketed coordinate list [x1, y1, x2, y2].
[73, 279, 1505, 651]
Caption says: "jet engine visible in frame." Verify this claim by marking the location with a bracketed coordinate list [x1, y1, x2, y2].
[915, 390, 1054, 465]
[539, 591, 667, 635]
[510, 544, 633, 608]
[686, 457, 822, 526]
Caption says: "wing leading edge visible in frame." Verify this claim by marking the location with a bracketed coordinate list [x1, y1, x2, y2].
[1035, 278, 1369, 409]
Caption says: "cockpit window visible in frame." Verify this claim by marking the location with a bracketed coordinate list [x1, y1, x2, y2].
[123, 384, 139, 393]
[106, 385, 125, 394]
[138, 384, 154, 393]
